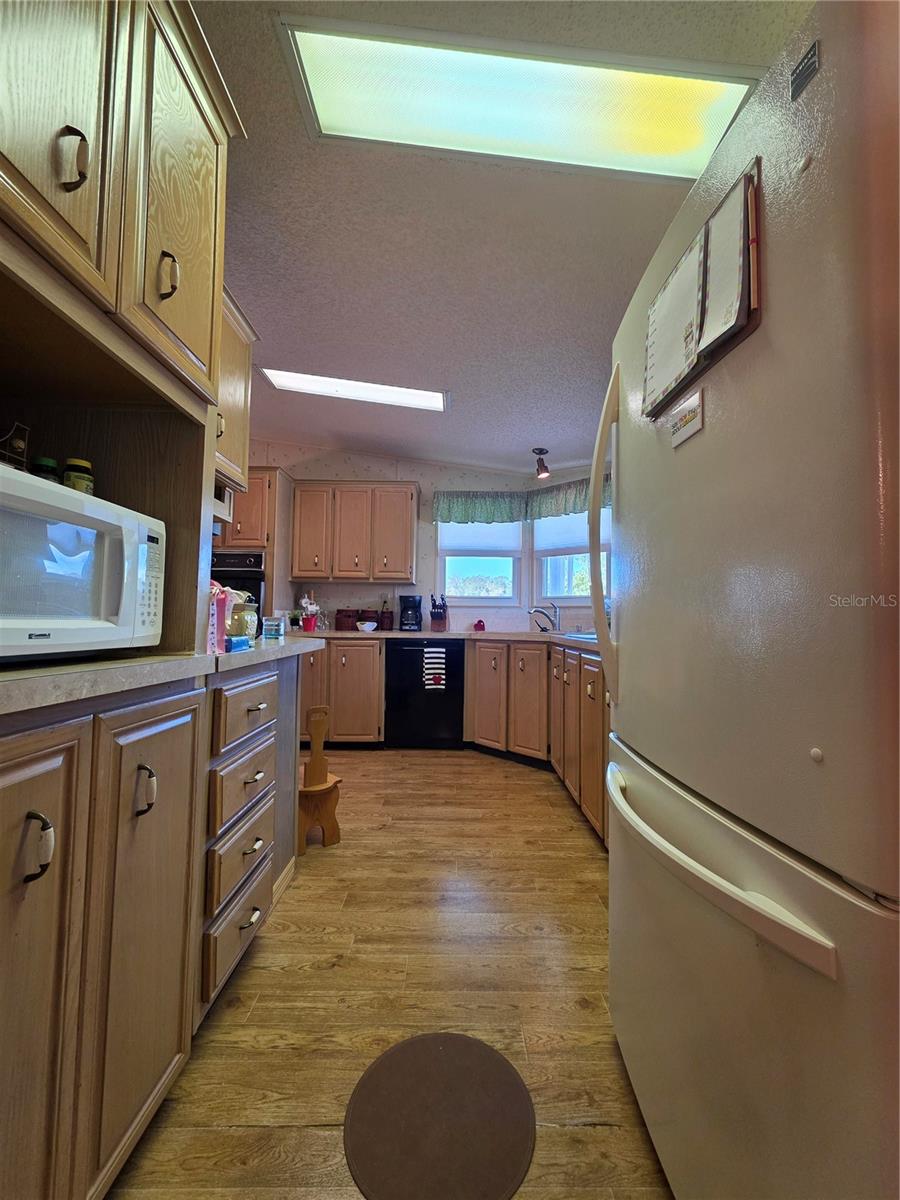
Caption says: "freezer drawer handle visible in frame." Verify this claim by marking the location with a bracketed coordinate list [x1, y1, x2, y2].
[606, 764, 838, 980]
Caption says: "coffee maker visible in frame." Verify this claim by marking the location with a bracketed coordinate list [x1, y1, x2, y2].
[399, 595, 423, 631]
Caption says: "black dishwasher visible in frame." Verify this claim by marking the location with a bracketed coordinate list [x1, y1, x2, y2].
[385, 639, 465, 748]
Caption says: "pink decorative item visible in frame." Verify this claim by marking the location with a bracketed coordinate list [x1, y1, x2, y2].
[473, 619, 486, 631]
[302, 615, 318, 632]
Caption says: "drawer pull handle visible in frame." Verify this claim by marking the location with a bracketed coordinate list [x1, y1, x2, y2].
[23, 811, 55, 883]
[239, 906, 262, 930]
[216, 412, 225, 439]
[243, 837, 265, 857]
[158, 250, 180, 300]
[135, 764, 157, 816]
[60, 124, 90, 191]
[247, 701, 268, 713]
[245, 770, 265, 785]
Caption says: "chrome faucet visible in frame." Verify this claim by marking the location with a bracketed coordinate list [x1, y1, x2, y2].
[528, 603, 560, 632]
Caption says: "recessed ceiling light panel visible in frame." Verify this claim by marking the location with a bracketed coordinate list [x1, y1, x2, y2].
[289, 28, 751, 179]
[261, 369, 446, 412]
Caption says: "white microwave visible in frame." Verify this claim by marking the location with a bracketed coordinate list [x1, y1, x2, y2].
[0, 463, 165, 659]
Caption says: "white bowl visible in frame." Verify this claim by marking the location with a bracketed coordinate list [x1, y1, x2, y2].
[357, 621, 378, 632]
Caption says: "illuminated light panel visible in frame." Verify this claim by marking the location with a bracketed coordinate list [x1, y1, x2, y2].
[261, 369, 446, 412]
[291, 30, 750, 179]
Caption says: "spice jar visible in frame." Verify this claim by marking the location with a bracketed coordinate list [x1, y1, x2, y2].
[63, 458, 94, 494]
[30, 456, 60, 484]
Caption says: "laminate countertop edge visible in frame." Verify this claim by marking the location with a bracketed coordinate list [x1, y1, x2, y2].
[286, 631, 600, 650]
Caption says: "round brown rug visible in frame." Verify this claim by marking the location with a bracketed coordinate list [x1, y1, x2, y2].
[343, 1032, 536, 1200]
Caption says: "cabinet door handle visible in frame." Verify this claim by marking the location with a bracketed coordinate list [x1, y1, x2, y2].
[23, 811, 55, 883]
[354, 555, 359, 567]
[491, 656, 498, 671]
[242, 837, 265, 857]
[60, 124, 90, 191]
[236, 521, 241, 533]
[553, 665, 559, 679]
[244, 770, 265, 785]
[563, 671, 570, 685]
[158, 250, 180, 300]
[341, 655, 347, 666]
[314, 554, 319, 566]
[216, 412, 225, 439]
[239, 906, 262, 930]
[586, 681, 595, 700]
[518, 658, 525, 672]
[247, 701, 268, 712]
[135, 763, 157, 816]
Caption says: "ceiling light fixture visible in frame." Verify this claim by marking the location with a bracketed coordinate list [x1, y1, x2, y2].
[285, 24, 754, 179]
[532, 448, 551, 480]
[261, 369, 446, 412]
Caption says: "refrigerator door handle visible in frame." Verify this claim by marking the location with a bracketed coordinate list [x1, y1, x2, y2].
[589, 363, 619, 700]
[606, 764, 838, 979]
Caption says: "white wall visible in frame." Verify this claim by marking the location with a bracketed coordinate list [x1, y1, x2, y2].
[250, 439, 594, 633]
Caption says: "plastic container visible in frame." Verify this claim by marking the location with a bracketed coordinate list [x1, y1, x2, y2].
[30, 456, 60, 483]
[302, 614, 318, 632]
[62, 458, 94, 494]
[262, 616, 284, 640]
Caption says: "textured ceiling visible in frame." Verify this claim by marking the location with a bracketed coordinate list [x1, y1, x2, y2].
[196, 1, 808, 471]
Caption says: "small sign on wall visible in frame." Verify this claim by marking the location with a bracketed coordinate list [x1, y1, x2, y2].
[670, 388, 703, 448]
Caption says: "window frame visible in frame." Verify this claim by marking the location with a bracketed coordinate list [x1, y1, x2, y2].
[437, 520, 525, 607]
[532, 510, 593, 607]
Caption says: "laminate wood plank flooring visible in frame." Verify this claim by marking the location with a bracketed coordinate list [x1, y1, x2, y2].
[112, 749, 672, 1200]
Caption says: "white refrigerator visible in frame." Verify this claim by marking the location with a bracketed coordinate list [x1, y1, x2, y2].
[588, 5, 899, 1198]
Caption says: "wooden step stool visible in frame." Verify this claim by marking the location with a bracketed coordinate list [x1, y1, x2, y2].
[297, 705, 341, 856]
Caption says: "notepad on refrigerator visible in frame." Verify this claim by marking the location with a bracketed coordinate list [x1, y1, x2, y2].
[698, 175, 750, 354]
[643, 229, 706, 417]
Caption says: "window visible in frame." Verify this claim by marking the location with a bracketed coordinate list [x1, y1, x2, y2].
[438, 521, 522, 603]
[534, 510, 609, 604]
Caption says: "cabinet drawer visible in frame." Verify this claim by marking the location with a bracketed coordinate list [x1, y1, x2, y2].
[202, 853, 273, 1001]
[212, 672, 278, 754]
[207, 792, 274, 917]
[209, 733, 276, 835]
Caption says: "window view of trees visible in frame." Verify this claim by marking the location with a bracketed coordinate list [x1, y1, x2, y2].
[444, 555, 514, 598]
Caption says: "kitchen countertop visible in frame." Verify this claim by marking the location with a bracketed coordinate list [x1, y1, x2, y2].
[288, 630, 599, 650]
[0, 637, 328, 717]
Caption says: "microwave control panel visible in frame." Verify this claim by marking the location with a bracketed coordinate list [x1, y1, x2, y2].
[135, 529, 165, 644]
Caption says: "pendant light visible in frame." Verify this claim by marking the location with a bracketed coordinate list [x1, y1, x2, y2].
[532, 447, 551, 479]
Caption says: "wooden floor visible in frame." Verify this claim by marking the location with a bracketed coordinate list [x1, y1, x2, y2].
[113, 749, 672, 1200]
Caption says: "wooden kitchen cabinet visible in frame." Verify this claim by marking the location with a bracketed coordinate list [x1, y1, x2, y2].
[332, 486, 372, 579]
[214, 288, 256, 491]
[77, 689, 204, 1197]
[292, 485, 333, 579]
[473, 641, 509, 751]
[328, 640, 383, 741]
[507, 642, 548, 760]
[118, 0, 243, 399]
[579, 654, 608, 840]
[562, 649, 581, 801]
[0, 717, 92, 1200]
[549, 645, 565, 777]
[298, 645, 328, 739]
[0, 1, 129, 308]
[228, 471, 269, 547]
[372, 485, 417, 581]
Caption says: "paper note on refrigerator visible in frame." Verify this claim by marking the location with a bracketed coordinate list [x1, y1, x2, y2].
[698, 176, 748, 353]
[643, 229, 705, 417]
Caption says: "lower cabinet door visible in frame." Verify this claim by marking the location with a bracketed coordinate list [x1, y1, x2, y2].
[579, 654, 607, 839]
[563, 650, 581, 800]
[474, 642, 508, 751]
[549, 646, 565, 776]
[328, 640, 382, 741]
[507, 643, 548, 760]
[0, 717, 92, 1200]
[78, 690, 204, 1195]
[299, 646, 328, 739]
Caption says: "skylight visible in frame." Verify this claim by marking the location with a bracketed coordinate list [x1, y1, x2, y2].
[288, 28, 751, 179]
[261, 369, 446, 412]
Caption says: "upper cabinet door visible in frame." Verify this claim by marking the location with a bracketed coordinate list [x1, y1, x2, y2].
[292, 485, 333, 579]
[0, 718, 91, 1200]
[0, 1, 129, 307]
[372, 486, 417, 581]
[228, 472, 268, 547]
[215, 289, 256, 490]
[333, 486, 372, 578]
[118, 2, 234, 400]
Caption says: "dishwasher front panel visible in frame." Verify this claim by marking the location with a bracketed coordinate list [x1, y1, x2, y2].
[385, 639, 464, 749]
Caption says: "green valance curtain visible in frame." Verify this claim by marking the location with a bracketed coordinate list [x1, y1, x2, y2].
[433, 476, 607, 524]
